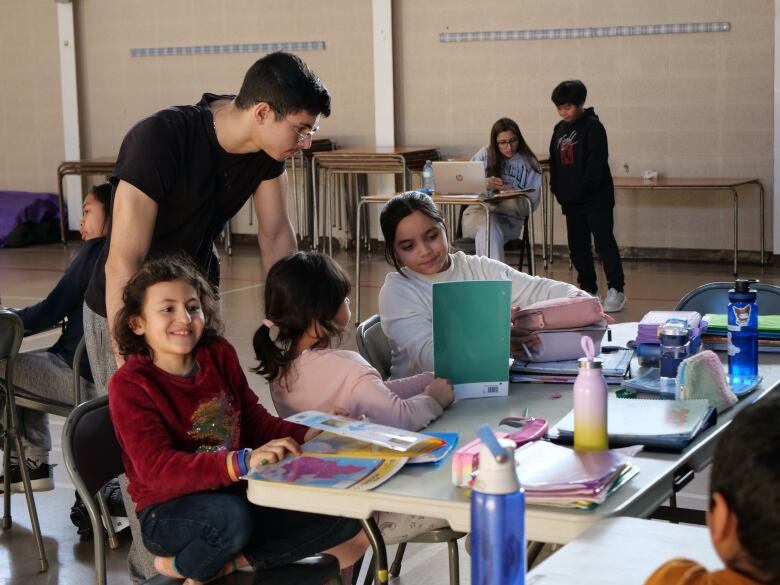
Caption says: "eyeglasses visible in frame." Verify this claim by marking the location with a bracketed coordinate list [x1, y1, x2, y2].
[285, 118, 320, 144]
[496, 138, 519, 147]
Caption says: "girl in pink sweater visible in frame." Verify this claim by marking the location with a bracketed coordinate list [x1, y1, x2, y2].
[253, 251, 454, 544]
[254, 251, 454, 431]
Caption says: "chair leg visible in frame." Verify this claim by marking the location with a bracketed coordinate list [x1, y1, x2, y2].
[447, 539, 460, 585]
[96, 489, 119, 549]
[11, 432, 48, 571]
[361, 555, 375, 585]
[388, 542, 406, 577]
[2, 416, 12, 529]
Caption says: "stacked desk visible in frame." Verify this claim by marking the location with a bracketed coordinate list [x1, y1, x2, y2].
[56, 158, 116, 244]
[247, 324, 779, 584]
[311, 147, 439, 253]
[285, 139, 335, 247]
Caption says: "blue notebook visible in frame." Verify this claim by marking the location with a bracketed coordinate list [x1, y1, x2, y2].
[432, 280, 511, 399]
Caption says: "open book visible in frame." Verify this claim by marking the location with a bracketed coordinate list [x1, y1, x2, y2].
[243, 412, 447, 491]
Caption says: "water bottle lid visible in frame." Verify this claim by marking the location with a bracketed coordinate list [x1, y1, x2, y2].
[577, 357, 603, 369]
[474, 438, 520, 495]
[732, 278, 759, 294]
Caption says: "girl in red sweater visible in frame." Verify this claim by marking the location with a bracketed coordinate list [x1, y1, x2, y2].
[108, 256, 366, 584]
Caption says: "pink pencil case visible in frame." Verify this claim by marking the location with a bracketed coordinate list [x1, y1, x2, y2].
[513, 296, 605, 331]
[451, 417, 547, 486]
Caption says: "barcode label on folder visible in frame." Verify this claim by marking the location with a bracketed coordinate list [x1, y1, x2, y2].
[486, 385, 500, 394]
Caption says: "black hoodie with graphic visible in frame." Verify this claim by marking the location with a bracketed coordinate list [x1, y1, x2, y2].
[548, 107, 614, 216]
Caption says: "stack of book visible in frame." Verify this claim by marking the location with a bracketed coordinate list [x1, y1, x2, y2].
[508, 441, 641, 510]
[510, 348, 633, 384]
[551, 397, 716, 451]
[703, 313, 780, 353]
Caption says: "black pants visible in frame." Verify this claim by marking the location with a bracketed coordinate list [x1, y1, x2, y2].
[565, 208, 624, 295]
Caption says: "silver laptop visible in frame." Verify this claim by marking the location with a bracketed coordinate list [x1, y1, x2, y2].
[432, 161, 488, 195]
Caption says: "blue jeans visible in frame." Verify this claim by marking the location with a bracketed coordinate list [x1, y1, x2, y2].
[138, 490, 361, 581]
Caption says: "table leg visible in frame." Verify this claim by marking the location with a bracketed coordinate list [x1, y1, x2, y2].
[757, 180, 765, 265]
[360, 517, 389, 585]
[57, 171, 68, 246]
[525, 196, 536, 275]
[732, 188, 738, 277]
[541, 174, 549, 269]
[312, 160, 320, 251]
[355, 200, 365, 325]
[481, 202, 490, 257]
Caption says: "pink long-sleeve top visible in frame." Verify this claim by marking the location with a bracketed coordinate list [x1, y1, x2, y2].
[271, 349, 442, 431]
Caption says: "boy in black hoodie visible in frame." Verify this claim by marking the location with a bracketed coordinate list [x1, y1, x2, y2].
[549, 80, 626, 312]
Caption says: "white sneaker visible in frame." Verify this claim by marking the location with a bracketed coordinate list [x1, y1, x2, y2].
[602, 288, 626, 313]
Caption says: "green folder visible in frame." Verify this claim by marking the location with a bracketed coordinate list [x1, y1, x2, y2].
[433, 280, 511, 399]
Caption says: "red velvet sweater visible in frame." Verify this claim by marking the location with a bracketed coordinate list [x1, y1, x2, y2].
[108, 337, 307, 511]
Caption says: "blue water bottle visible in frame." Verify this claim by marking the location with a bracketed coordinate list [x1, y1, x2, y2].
[471, 430, 525, 585]
[421, 160, 435, 194]
[727, 278, 759, 383]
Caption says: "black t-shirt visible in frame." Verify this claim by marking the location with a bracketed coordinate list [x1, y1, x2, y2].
[85, 94, 285, 316]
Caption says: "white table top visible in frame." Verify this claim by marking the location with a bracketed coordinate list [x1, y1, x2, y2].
[527, 517, 723, 585]
[247, 325, 780, 544]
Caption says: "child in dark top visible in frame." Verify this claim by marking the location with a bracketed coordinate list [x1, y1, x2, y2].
[646, 396, 780, 585]
[108, 256, 365, 584]
[0, 183, 110, 492]
[549, 80, 627, 313]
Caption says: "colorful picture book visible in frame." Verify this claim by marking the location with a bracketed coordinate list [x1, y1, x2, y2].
[285, 411, 445, 455]
[551, 397, 716, 451]
[301, 431, 458, 464]
[433, 280, 511, 399]
[244, 455, 406, 491]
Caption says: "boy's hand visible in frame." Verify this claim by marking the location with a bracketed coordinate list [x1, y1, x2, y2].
[424, 378, 455, 409]
[249, 437, 301, 469]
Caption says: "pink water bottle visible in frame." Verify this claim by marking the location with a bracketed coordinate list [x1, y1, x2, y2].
[573, 336, 608, 451]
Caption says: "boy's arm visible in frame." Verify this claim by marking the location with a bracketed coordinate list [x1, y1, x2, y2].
[105, 182, 157, 367]
[252, 171, 297, 275]
[582, 121, 609, 192]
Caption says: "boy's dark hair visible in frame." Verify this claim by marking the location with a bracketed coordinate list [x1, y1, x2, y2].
[114, 255, 223, 360]
[710, 396, 780, 581]
[253, 251, 351, 382]
[235, 51, 331, 118]
[379, 191, 446, 274]
[551, 80, 587, 107]
[486, 117, 541, 178]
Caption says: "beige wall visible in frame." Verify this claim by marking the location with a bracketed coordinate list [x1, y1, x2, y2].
[75, 0, 375, 159]
[396, 0, 774, 253]
[0, 1, 64, 193]
[0, 0, 774, 254]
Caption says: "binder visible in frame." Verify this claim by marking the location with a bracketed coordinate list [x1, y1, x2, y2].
[433, 280, 511, 399]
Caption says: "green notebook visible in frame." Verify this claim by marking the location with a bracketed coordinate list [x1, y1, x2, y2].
[432, 280, 511, 399]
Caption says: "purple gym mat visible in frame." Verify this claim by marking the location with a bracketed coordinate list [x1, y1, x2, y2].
[0, 191, 65, 248]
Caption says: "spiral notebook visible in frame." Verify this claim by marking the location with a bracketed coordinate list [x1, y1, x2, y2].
[551, 397, 716, 451]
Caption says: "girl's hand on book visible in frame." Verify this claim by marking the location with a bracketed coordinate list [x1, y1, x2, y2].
[249, 437, 301, 469]
[424, 378, 454, 408]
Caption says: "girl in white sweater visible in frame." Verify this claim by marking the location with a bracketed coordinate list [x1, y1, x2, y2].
[378, 191, 586, 379]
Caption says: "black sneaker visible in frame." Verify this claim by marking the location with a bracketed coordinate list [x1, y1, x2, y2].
[70, 492, 94, 539]
[0, 459, 55, 493]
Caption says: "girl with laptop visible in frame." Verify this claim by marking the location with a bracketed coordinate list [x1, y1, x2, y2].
[462, 117, 542, 262]
[378, 191, 588, 379]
